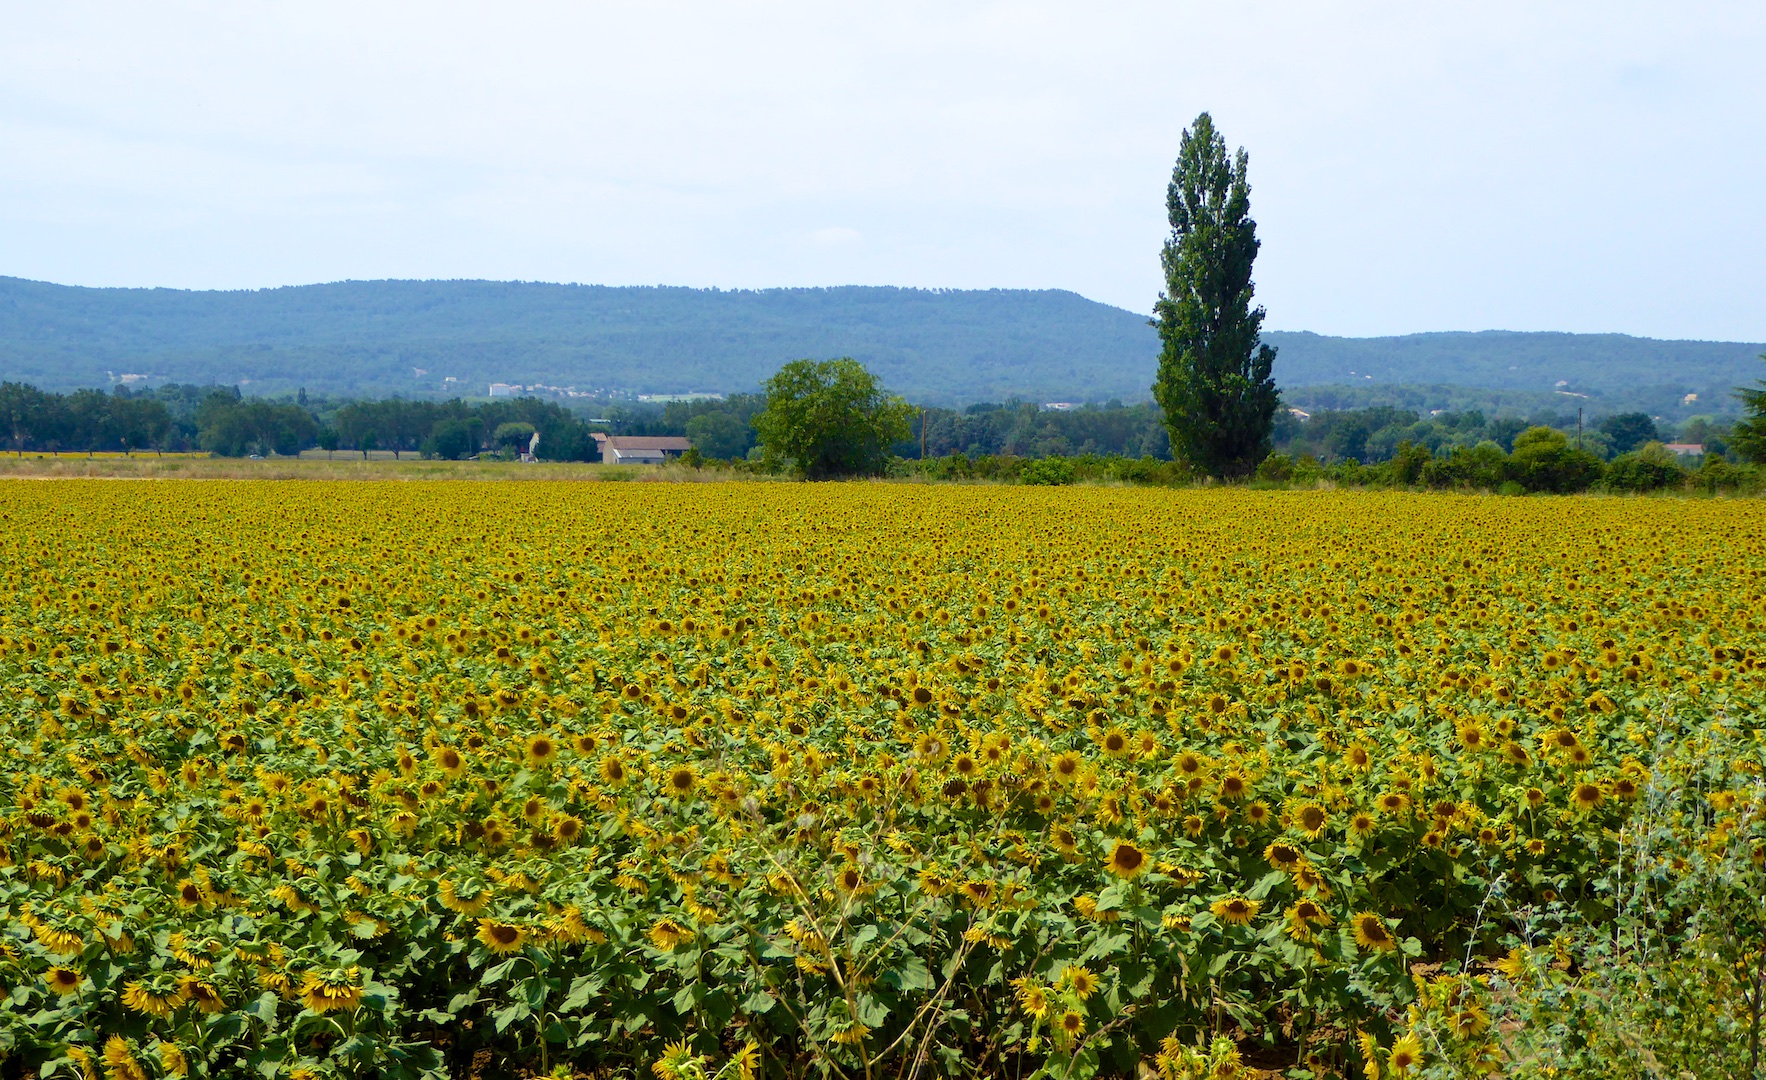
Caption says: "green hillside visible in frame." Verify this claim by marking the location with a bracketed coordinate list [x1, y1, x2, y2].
[0, 276, 1758, 411]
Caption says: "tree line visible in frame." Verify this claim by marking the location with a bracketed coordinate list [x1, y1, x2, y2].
[0, 383, 606, 460]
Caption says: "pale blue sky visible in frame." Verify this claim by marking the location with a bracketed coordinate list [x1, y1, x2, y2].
[1, 1, 1761, 340]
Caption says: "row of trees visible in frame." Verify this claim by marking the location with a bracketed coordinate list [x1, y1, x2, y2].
[0, 383, 606, 460]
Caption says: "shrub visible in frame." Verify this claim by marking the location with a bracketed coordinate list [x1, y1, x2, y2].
[1019, 457, 1076, 486]
[1600, 441, 1686, 493]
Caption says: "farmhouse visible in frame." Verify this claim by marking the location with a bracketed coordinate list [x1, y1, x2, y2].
[591, 433, 692, 464]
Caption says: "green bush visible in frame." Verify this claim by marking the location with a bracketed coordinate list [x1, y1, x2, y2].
[1019, 457, 1076, 486]
[1600, 442, 1686, 493]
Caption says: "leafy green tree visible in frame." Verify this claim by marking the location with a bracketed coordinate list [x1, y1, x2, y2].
[1506, 426, 1604, 493]
[0, 382, 49, 455]
[421, 418, 481, 460]
[493, 421, 536, 455]
[1151, 112, 1280, 478]
[1603, 442, 1686, 492]
[1733, 355, 1766, 464]
[753, 358, 913, 478]
[1598, 412, 1659, 456]
[684, 411, 752, 461]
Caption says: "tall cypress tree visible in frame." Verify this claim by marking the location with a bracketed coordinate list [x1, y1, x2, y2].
[1152, 112, 1280, 479]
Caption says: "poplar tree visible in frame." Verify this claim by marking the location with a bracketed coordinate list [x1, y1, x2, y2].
[1152, 112, 1280, 478]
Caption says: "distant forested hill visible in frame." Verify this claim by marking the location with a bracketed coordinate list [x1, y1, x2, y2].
[0, 276, 1758, 411]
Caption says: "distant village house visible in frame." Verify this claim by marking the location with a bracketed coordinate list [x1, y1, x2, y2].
[591, 433, 692, 464]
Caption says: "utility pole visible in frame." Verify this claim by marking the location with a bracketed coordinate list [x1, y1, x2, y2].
[1577, 407, 1583, 451]
[920, 408, 928, 460]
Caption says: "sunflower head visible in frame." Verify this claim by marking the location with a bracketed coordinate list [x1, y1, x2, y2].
[44, 966, 82, 995]
[1353, 912, 1397, 951]
[1105, 840, 1148, 879]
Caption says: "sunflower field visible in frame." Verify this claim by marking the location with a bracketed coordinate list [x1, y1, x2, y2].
[2, 481, 1763, 1080]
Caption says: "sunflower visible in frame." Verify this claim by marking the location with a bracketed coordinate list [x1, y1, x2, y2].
[526, 734, 558, 767]
[600, 757, 629, 786]
[1050, 825, 1079, 856]
[1352, 912, 1397, 951]
[438, 878, 490, 915]
[435, 747, 466, 777]
[122, 978, 189, 1018]
[1056, 1008, 1086, 1044]
[648, 918, 694, 950]
[181, 977, 226, 1013]
[1571, 782, 1604, 811]
[1285, 898, 1332, 939]
[1062, 964, 1099, 999]
[1012, 976, 1050, 1018]
[553, 814, 584, 843]
[43, 966, 83, 995]
[476, 920, 526, 954]
[102, 1036, 146, 1080]
[1105, 840, 1148, 878]
[1211, 896, 1261, 925]
[300, 967, 364, 1013]
[1291, 802, 1329, 838]
[1388, 1033, 1424, 1072]
[666, 765, 698, 799]
[1051, 751, 1082, 782]
[1263, 840, 1305, 872]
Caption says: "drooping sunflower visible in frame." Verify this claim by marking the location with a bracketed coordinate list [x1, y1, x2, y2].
[181, 977, 226, 1014]
[647, 918, 694, 951]
[476, 920, 526, 955]
[122, 978, 189, 1018]
[1211, 896, 1261, 925]
[300, 967, 364, 1013]
[438, 878, 490, 916]
[43, 966, 83, 995]
[1352, 912, 1397, 951]
[1285, 898, 1333, 940]
[102, 1036, 146, 1080]
[1263, 840, 1305, 872]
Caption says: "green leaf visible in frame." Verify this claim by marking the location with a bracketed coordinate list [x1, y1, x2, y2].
[883, 955, 934, 992]
[561, 975, 596, 1012]
[448, 987, 480, 1014]
[1246, 870, 1287, 901]
[671, 982, 704, 1014]
[743, 989, 777, 1015]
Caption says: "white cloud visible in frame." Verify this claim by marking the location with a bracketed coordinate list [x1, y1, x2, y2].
[0, 0, 1761, 340]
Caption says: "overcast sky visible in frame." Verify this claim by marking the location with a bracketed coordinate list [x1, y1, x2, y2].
[2, 1, 1761, 340]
